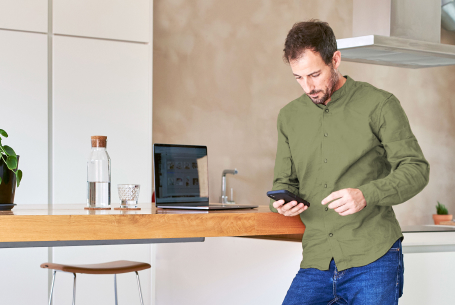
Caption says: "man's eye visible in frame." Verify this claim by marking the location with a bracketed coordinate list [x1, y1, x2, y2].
[312, 74, 320, 77]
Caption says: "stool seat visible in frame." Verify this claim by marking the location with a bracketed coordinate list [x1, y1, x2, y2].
[40, 260, 151, 275]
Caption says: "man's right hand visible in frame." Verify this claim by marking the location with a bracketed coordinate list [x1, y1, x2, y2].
[273, 200, 308, 216]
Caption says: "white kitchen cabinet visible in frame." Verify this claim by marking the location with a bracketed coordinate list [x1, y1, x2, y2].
[51, 34, 153, 302]
[0, 30, 48, 205]
[0, 1, 153, 304]
[0, 248, 49, 304]
[0, 0, 48, 33]
[400, 251, 455, 305]
[156, 235, 455, 305]
[52, 35, 151, 205]
[0, 28, 49, 305]
[54, 0, 150, 42]
[156, 237, 302, 305]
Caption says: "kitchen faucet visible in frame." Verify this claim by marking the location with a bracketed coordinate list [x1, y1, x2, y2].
[220, 169, 238, 203]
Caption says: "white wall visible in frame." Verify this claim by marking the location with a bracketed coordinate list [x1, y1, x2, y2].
[0, 1, 153, 304]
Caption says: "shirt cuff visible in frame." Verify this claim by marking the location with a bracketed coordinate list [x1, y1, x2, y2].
[357, 183, 379, 207]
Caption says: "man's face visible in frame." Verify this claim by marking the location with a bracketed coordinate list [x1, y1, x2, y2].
[290, 50, 339, 105]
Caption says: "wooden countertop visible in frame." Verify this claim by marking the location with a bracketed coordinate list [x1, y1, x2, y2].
[0, 204, 305, 244]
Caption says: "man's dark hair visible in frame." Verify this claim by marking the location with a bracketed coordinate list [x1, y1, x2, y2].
[283, 19, 337, 66]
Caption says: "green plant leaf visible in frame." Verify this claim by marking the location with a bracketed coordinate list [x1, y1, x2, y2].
[16, 170, 22, 187]
[5, 156, 17, 170]
[0, 129, 8, 138]
[436, 201, 449, 215]
[0, 176, 2, 185]
[2, 145, 16, 157]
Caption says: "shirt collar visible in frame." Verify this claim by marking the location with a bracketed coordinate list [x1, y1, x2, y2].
[301, 75, 352, 109]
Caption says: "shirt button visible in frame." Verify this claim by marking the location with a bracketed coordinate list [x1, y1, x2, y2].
[324, 159, 327, 163]
[324, 133, 328, 137]
[329, 233, 333, 237]
[324, 184, 327, 188]
[325, 207, 328, 211]
[325, 109, 329, 113]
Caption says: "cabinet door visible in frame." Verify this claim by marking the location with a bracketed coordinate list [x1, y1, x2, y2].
[53, 35, 151, 205]
[400, 251, 455, 305]
[0, 248, 49, 304]
[0, 28, 48, 305]
[0, 0, 48, 33]
[0, 30, 48, 204]
[156, 237, 302, 305]
[54, 0, 150, 42]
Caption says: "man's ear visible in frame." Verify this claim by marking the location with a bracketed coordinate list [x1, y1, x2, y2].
[332, 51, 342, 69]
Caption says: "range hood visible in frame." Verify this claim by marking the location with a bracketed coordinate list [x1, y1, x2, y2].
[337, 0, 455, 69]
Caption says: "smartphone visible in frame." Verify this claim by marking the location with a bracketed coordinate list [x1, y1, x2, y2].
[267, 190, 310, 207]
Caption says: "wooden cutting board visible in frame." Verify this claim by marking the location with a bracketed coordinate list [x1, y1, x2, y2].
[439, 221, 455, 226]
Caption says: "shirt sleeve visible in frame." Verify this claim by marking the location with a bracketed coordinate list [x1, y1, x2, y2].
[357, 95, 430, 207]
[270, 111, 300, 212]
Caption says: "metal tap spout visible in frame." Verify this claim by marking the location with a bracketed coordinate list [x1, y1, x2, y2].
[220, 169, 238, 203]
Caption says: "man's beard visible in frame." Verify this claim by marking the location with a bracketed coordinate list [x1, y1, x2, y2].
[307, 68, 339, 105]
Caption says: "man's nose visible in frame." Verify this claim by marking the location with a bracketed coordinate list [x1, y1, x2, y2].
[301, 78, 314, 93]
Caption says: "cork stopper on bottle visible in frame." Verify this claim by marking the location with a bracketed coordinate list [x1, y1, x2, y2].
[91, 136, 107, 148]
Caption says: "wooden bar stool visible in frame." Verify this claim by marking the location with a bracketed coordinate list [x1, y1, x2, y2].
[40, 260, 151, 305]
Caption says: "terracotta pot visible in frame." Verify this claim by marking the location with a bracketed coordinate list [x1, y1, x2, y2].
[433, 214, 453, 225]
[0, 156, 19, 204]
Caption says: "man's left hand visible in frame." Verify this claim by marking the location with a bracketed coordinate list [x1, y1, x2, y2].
[321, 188, 366, 216]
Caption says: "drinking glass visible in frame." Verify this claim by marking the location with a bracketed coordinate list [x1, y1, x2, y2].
[117, 184, 140, 208]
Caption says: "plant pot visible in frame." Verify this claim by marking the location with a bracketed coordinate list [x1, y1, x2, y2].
[0, 155, 19, 204]
[433, 214, 453, 225]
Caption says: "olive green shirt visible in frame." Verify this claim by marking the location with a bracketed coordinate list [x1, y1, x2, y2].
[270, 75, 430, 271]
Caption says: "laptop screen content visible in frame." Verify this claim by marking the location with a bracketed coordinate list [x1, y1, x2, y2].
[154, 144, 209, 205]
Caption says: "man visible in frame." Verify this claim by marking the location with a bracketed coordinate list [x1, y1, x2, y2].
[270, 20, 430, 304]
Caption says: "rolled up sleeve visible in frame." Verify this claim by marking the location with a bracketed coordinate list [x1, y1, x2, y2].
[358, 95, 430, 207]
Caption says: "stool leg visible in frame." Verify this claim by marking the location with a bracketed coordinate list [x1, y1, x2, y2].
[114, 274, 118, 305]
[135, 271, 144, 305]
[48, 270, 56, 305]
[72, 273, 77, 305]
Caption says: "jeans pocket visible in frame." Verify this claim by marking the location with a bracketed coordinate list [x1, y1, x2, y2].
[388, 238, 401, 252]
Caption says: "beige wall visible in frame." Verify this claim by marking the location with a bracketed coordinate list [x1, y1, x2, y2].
[153, 0, 455, 226]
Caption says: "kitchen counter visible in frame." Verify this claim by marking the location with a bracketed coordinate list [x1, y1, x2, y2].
[245, 224, 455, 254]
[3, 204, 453, 254]
[0, 204, 305, 248]
[401, 225, 455, 253]
[402, 225, 455, 232]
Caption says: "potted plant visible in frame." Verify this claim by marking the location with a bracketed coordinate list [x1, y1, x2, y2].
[0, 129, 22, 209]
[433, 202, 453, 225]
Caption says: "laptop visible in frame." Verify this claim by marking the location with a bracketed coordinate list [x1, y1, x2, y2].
[153, 143, 258, 210]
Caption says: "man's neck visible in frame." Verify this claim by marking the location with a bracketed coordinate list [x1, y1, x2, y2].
[323, 73, 346, 106]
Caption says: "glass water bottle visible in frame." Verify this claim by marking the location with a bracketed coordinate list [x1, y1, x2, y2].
[87, 135, 111, 207]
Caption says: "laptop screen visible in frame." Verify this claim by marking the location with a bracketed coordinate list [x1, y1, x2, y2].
[153, 144, 209, 205]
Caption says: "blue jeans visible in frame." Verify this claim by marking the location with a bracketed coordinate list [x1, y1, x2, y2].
[282, 239, 404, 305]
